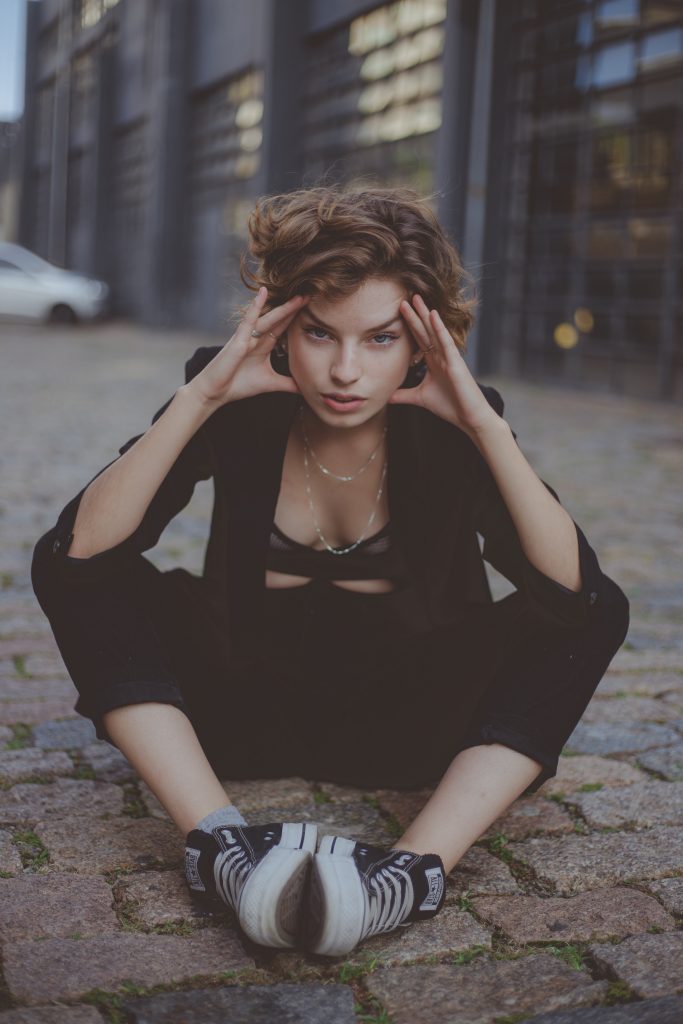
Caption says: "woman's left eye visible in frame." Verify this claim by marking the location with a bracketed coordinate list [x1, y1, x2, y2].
[372, 333, 397, 346]
[303, 326, 397, 346]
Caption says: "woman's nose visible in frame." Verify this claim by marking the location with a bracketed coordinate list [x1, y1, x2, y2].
[331, 347, 361, 382]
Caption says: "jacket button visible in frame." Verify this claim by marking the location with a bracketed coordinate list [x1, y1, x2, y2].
[52, 538, 61, 554]
[589, 591, 598, 605]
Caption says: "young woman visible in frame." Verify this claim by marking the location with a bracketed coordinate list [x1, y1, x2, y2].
[31, 185, 629, 958]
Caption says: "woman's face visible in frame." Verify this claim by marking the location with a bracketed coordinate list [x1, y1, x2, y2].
[286, 277, 419, 429]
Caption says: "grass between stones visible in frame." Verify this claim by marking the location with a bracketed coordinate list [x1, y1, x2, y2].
[479, 833, 548, 893]
[12, 829, 49, 870]
[4, 723, 33, 750]
[11, 654, 31, 679]
[121, 782, 148, 818]
[69, 752, 97, 781]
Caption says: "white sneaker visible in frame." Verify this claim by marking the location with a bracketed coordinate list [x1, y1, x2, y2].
[185, 821, 317, 948]
[304, 835, 446, 956]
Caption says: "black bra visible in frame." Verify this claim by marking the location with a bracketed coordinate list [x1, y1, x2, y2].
[265, 519, 407, 581]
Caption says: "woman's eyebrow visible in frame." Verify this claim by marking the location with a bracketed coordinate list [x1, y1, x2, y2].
[305, 309, 402, 334]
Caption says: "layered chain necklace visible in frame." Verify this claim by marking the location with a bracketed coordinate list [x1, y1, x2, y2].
[298, 405, 388, 555]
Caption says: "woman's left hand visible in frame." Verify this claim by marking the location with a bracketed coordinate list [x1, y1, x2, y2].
[390, 294, 502, 437]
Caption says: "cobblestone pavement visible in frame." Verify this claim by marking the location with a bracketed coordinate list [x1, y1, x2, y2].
[1, 322, 682, 1023]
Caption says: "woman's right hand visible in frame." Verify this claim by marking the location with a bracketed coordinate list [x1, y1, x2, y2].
[184, 287, 308, 407]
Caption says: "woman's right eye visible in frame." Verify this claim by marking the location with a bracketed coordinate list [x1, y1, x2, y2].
[304, 326, 330, 341]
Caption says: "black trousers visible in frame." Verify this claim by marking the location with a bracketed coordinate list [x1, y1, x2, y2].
[32, 549, 630, 794]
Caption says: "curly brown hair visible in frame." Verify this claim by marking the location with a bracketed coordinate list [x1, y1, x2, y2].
[237, 184, 476, 351]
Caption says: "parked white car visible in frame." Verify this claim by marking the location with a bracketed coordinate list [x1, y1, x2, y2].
[0, 242, 110, 324]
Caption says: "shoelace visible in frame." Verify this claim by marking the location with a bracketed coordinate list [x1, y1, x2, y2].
[362, 852, 415, 939]
[214, 827, 276, 912]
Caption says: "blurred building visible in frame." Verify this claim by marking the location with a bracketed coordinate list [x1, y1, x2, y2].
[17, 0, 683, 401]
[0, 121, 22, 240]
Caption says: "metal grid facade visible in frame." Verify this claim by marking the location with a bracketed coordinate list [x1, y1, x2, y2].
[495, 0, 683, 400]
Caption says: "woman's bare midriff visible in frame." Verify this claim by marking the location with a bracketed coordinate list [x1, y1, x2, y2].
[264, 412, 398, 594]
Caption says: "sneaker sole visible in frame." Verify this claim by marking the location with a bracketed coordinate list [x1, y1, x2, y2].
[237, 822, 317, 948]
[307, 848, 364, 956]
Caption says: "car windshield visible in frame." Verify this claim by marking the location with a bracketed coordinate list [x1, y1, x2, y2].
[0, 247, 54, 274]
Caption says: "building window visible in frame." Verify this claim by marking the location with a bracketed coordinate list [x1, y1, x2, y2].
[74, 0, 119, 33]
[188, 68, 264, 198]
[304, 0, 446, 192]
[639, 26, 683, 70]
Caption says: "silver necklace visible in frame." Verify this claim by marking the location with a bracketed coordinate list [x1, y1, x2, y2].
[301, 430, 387, 557]
[298, 405, 387, 482]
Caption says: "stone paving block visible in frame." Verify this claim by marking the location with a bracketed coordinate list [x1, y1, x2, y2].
[366, 953, 609, 1024]
[0, 640, 59, 659]
[596, 672, 683, 697]
[470, 886, 674, 943]
[2, 929, 254, 1004]
[588, 932, 683, 998]
[35, 815, 182, 873]
[0, 872, 119, 940]
[537, 755, 646, 795]
[33, 719, 97, 750]
[356, 786, 433, 829]
[79, 741, 138, 783]
[640, 876, 683, 916]
[448, 845, 522, 896]
[0, 1007, 104, 1023]
[636, 741, 683, 780]
[117, 868, 225, 928]
[0, 724, 13, 750]
[19, 653, 70, 678]
[0, 679, 77, 701]
[345, 905, 492, 966]
[582, 696, 680, 724]
[0, 827, 22, 875]
[0, 700, 77, 725]
[565, 722, 681, 756]
[507, 826, 683, 895]
[245, 800, 394, 847]
[0, 779, 123, 824]
[0, 748, 74, 785]
[480, 796, 575, 840]
[519, 993, 683, 1023]
[568, 780, 683, 827]
[221, 776, 317, 813]
[122, 983, 358, 1024]
[610, 650, 683, 673]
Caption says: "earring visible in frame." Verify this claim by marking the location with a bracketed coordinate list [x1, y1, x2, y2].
[271, 335, 292, 377]
[402, 358, 427, 388]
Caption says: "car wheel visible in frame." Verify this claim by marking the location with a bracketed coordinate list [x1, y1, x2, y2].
[48, 304, 78, 324]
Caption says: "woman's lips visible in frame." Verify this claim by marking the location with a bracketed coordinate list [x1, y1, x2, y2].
[321, 394, 367, 412]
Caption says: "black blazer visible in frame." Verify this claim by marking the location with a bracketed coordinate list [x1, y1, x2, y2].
[35, 346, 607, 653]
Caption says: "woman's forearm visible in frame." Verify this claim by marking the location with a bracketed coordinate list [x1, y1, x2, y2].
[68, 384, 217, 559]
[469, 416, 582, 592]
